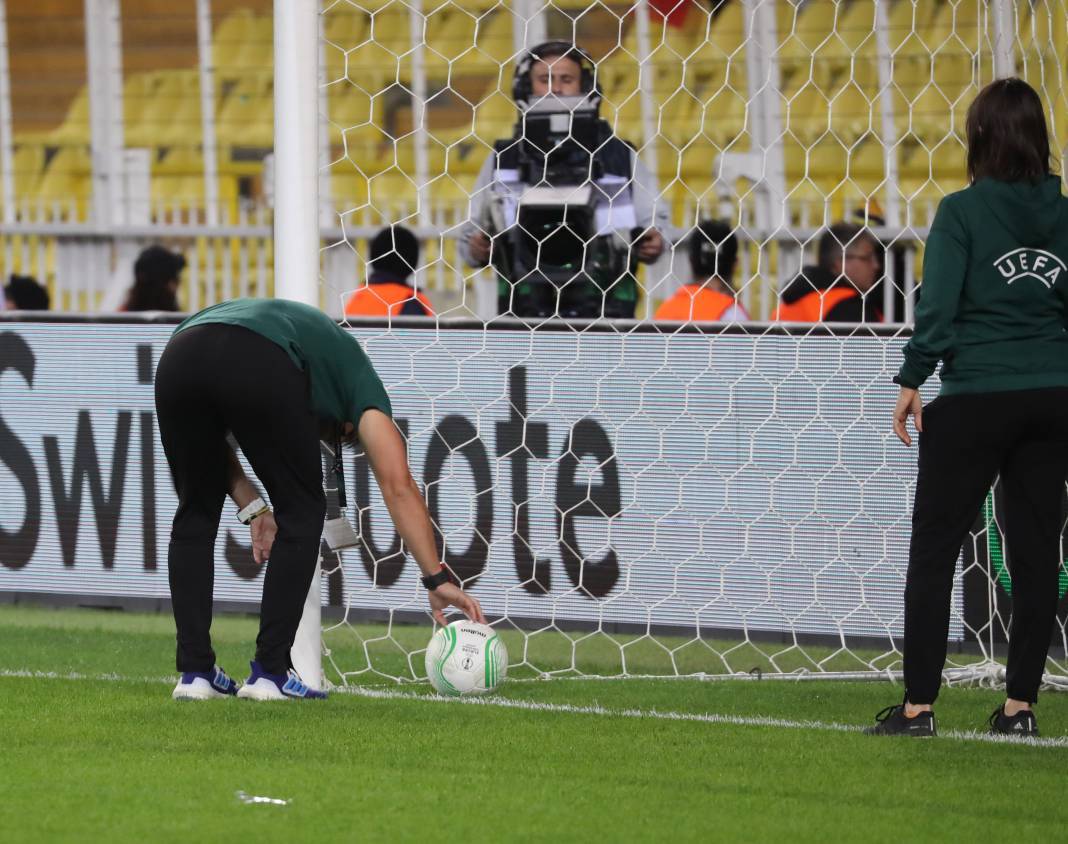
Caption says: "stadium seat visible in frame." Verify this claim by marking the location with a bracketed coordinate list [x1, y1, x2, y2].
[367, 170, 419, 220]
[126, 70, 204, 150]
[323, 2, 370, 80]
[474, 7, 518, 65]
[213, 10, 272, 81]
[326, 168, 371, 215]
[12, 143, 45, 202]
[469, 88, 516, 147]
[35, 145, 91, 217]
[48, 86, 91, 146]
[216, 73, 273, 149]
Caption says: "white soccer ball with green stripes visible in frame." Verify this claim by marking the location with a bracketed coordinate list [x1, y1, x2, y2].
[425, 620, 508, 697]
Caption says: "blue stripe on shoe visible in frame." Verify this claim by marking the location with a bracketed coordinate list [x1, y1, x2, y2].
[281, 669, 327, 699]
[210, 666, 238, 695]
[244, 661, 327, 699]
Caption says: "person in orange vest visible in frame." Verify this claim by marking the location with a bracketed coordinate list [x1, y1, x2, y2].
[654, 219, 748, 322]
[344, 225, 434, 317]
[773, 222, 883, 322]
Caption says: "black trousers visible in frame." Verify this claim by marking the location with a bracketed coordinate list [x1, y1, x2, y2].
[904, 387, 1068, 705]
[155, 324, 326, 675]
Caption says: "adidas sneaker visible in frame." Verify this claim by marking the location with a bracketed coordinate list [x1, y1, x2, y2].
[864, 704, 936, 737]
[172, 665, 239, 700]
[236, 660, 328, 701]
[988, 705, 1039, 737]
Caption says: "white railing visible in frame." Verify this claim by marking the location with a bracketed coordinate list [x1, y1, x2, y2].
[0, 215, 927, 322]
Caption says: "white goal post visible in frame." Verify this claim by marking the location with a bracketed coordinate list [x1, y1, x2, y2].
[274, 0, 323, 687]
[277, 0, 1068, 690]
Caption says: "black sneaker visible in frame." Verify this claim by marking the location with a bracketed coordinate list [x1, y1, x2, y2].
[864, 704, 937, 737]
[988, 705, 1039, 737]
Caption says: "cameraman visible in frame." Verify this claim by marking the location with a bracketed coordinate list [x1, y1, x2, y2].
[459, 41, 669, 319]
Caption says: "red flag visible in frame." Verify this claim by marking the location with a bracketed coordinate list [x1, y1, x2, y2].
[648, 0, 692, 29]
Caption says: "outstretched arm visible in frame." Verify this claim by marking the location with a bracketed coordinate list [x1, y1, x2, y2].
[358, 409, 485, 625]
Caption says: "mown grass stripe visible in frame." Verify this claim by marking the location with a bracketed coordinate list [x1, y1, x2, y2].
[4, 667, 1067, 749]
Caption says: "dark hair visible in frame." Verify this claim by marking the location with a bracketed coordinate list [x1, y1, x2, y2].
[966, 78, 1051, 184]
[688, 219, 738, 284]
[818, 222, 876, 270]
[125, 245, 186, 311]
[511, 41, 600, 110]
[5, 274, 49, 310]
[369, 224, 420, 280]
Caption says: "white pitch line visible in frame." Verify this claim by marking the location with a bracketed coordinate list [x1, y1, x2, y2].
[335, 684, 1068, 748]
[4, 668, 1067, 749]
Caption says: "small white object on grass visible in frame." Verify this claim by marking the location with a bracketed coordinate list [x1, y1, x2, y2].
[235, 791, 291, 806]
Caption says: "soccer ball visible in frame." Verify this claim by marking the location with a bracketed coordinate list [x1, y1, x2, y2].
[425, 620, 508, 697]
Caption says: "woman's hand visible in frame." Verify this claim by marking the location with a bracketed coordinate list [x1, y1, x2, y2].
[893, 387, 924, 447]
[428, 582, 486, 627]
[251, 512, 277, 565]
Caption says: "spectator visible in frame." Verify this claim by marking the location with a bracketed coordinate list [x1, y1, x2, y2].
[4, 274, 50, 310]
[655, 220, 748, 322]
[124, 245, 186, 312]
[459, 40, 670, 319]
[773, 222, 883, 322]
[344, 225, 433, 317]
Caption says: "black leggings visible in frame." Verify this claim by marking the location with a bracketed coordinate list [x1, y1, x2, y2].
[155, 324, 326, 675]
[904, 387, 1068, 705]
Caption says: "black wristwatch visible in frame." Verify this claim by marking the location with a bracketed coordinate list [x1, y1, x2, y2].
[421, 566, 459, 591]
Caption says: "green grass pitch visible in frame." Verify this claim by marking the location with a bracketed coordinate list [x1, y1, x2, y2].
[2, 605, 1068, 842]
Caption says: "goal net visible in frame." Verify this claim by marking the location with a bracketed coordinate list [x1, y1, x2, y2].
[310, 0, 1068, 687]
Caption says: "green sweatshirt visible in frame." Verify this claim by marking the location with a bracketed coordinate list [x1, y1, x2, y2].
[899, 175, 1068, 395]
[175, 298, 392, 425]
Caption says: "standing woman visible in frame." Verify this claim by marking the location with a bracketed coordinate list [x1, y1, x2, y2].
[868, 78, 1068, 737]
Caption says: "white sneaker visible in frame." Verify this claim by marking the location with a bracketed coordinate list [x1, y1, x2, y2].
[236, 661, 328, 700]
[172, 666, 239, 700]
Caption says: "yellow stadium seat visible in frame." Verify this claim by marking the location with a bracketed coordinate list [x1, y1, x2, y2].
[428, 175, 476, 206]
[12, 143, 45, 200]
[216, 73, 273, 148]
[826, 82, 874, 147]
[368, 169, 419, 216]
[690, 76, 748, 151]
[35, 145, 91, 217]
[926, 0, 981, 54]
[470, 88, 516, 146]
[126, 70, 203, 149]
[213, 11, 272, 80]
[327, 169, 371, 214]
[48, 86, 90, 145]
[325, 82, 382, 144]
[323, 4, 369, 51]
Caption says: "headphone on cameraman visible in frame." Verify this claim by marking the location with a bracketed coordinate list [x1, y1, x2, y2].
[512, 40, 602, 112]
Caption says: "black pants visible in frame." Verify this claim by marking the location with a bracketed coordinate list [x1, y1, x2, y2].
[904, 388, 1068, 705]
[155, 324, 326, 675]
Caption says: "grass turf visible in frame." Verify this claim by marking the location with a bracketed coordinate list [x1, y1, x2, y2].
[2, 605, 1067, 843]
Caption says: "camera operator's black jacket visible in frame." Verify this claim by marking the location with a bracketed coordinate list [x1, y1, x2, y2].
[460, 120, 669, 319]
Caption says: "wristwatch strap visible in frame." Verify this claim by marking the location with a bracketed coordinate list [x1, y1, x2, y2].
[237, 497, 270, 525]
[421, 565, 459, 591]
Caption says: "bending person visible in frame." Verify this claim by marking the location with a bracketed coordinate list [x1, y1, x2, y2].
[867, 78, 1068, 737]
[155, 297, 484, 701]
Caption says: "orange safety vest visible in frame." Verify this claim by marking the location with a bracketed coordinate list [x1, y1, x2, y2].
[654, 286, 741, 321]
[344, 282, 434, 317]
[771, 286, 857, 322]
